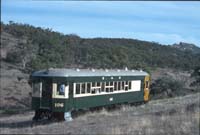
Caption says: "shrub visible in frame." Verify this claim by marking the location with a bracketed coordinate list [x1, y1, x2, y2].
[190, 66, 200, 88]
[150, 77, 183, 99]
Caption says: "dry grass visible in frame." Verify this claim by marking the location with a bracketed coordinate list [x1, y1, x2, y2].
[0, 93, 199, 135]
[0, 61, 31, 110]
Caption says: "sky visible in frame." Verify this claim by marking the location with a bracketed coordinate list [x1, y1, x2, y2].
[2, 0, 200, 47]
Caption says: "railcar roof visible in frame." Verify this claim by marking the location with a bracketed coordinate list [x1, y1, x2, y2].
[32, 68, 149, 77]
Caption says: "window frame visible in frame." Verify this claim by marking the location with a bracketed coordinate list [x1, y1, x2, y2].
[53, 83, 69, 99]
[73, 80, 141, 98]
[32, 81, 42, 97]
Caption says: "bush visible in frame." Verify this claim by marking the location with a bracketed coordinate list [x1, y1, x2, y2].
[150, 77, 183, 99]
[6, 51, 21, 63]
[190, 66, 200, 88]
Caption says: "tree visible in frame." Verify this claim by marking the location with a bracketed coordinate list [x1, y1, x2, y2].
[6, 39, 38, 70]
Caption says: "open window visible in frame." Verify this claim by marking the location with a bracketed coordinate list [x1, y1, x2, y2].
[53, 83, 69, 98]
[125, 81, 129, 91]
[57, 83, 65, 95]
[91, 82, 101, 94]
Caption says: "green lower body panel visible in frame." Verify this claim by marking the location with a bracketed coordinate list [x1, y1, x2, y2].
[32, 97, 51, 110]
[32, 97, 40, 110]
[32, 91, 144, 112]
[52, 98, 71, 112]
[32, 97, 71, 112]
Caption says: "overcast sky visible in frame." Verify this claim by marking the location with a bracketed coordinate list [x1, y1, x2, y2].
[2, 0, 200, 47]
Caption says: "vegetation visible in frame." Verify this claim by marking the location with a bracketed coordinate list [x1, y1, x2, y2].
[1, 21, 200, 73]
[150, 77, 184, 99]
[0, 22, 199, 134]
[0, 93, 199, 134]
[190, 66, 200, 90]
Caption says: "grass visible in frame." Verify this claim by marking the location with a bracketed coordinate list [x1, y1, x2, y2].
[0, 93, 199, 135]
[0, 108, 31, 116]
[0, 109, 19, 115]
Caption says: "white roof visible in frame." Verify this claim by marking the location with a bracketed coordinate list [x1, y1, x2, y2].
[32, 68, 148, 77]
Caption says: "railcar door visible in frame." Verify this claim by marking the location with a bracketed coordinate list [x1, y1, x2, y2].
[40, 78, 52, 109]
[144, 75, 150, 101]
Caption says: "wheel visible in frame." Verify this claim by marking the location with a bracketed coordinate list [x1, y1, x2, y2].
[32, 110, 41, 121]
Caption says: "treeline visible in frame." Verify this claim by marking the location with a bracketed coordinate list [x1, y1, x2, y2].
[1, 21, 200, 73]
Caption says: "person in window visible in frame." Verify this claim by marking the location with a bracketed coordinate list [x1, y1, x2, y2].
[59, 84, 65, 95]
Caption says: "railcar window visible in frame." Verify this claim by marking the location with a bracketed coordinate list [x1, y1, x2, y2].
[105, 82, 109, 92]
[145, 81, 149, 89]
[118, 82, 121, 90]
[96, 88, 101, 93]
[110, 82, 113, 86]
[92, 82, 96, 87]
[76, 83, 80, 94]
[114, 82, 117, 91]
[125, 81, 128, 85]
[125, 85, 128, 91]
[57, 83, 65, 95]
[110, 82, 114, 92]
[97, 82, 100, 87]
[106, 87, 109, 92]
[91, 88, 95, 94]
[74, 80, 139, 97]
[128, 81, 131, 89]
[87, 83, 91, 93]
[101, 82, 105, 92]
[131, 80, 141, 91]
[81, 83, 85, 94]
[125, 81, 129, 91]
[42, 80, 52, 98]
[122, 81, 125, 90]
[110, 87, 114, 92]
[32, 81, 41, 97]
[106, 82, 109, 86]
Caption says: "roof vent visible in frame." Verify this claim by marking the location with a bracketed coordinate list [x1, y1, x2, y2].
[125, 67, 128, 71]
[92, 69, 95, 72]
[131, 70, 135, 72]
[140, 69, 143, 72]
[105, 69, 109, 72]
[117, 69, 121, 72]
[76, 68, 80, 72]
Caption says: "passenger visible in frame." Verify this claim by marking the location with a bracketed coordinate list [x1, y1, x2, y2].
[97, 89, 101, 93]
[59, 84, 65, 95]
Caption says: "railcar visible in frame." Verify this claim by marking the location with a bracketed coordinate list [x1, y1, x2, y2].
[31, 68, 150, 121]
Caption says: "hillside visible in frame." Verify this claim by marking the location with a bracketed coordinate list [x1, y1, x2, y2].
[0, 61, 31, 111]
[0, 21, 199, 135]
[1, 22, 200, 72]
[172, 42, 200, 54]
[1, 21, 200, 112]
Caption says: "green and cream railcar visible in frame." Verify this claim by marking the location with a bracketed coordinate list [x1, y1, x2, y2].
[31, 68, 150, 120]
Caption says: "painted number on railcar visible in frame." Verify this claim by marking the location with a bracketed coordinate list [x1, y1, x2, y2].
[55, 103, 64, 108]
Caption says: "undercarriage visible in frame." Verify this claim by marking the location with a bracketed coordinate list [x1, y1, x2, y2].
[32, 109, 72, 121]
